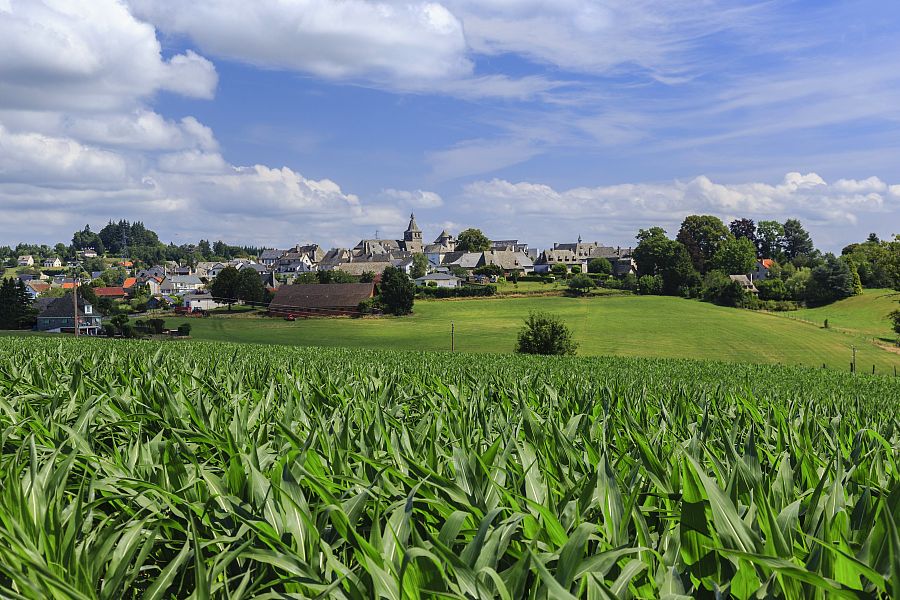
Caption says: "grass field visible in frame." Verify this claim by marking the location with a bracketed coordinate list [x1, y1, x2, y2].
[782, 288, 899, 339]
[176, 294, 899, 372]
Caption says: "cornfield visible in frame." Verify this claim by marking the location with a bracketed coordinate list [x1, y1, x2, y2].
[1, 336, 899, 599]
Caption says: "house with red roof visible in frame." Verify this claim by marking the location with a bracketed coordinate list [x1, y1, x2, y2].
[751, 259, 776, 281]
[93, 287, 128, 300]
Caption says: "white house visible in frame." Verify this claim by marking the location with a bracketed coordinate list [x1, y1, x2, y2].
[42, 257, 62, 268]
[160, 275, 204, 294]
[183, 292, 224, 311]
[415, 273, 462, 288]
[17, 255, 34, 267]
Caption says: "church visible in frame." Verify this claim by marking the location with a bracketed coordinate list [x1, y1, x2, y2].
[351, 213, 426, 257]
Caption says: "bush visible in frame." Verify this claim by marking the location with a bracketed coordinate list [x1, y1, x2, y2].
[701, 271, 748, 307]
[756, 278, 787, 301]
[473, 264, 503, 278]
[588, 257, 612, 275]
[567, 273, 596, 295]
[417, 285, 497, 298]
[517, 275, 553, 283]
[551, 264, 568, 279]
[515, 312, 577, 356]
[570, 266, 582, 274]
[102, 323, 117, 337]
[357, 297, 383, 315]
[177, 323, 192, 336]
[637, 275, 663, 295]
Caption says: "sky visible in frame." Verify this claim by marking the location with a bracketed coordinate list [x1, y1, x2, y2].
[1, 0, 900, 252]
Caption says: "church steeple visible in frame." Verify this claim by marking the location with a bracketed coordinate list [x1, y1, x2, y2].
[404, 213, 422, 242]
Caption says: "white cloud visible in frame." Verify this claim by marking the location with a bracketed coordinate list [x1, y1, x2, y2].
[128, 0, 470, 83]
[463, 172, 899, 246]
[380, 188, 444, 208]
[0, 124, 128, 186]
[0, 0, 217, 111]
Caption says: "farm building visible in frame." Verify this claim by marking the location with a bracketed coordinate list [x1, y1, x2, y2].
[268, 283, 375, 317]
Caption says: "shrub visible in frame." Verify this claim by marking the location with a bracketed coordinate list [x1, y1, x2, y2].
[701, 271, 748, 307]
[417, 285, 496, 298]
[177, 323, 192, 336]
[473, 264, 503, 278]
[588, 257, 612, 275]
[567, 273, 596, 295]
[357, 297, 383, 315]
[515, 312, 577, 356]
[380, 266, 415, 315]
[637, 275, 663, 295]
[756, 278, 787, 301]
[570, 266, 582, 274]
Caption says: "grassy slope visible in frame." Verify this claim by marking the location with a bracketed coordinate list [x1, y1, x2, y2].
[180, 294, 899, 371]
[781, 288, 899, 339]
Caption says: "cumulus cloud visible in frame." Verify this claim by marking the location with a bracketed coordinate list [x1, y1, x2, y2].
[379, 189, 444, 208]
[128, 0, 470, 83]
[463, 173, 899, 245]
[0, 0, 217, 111]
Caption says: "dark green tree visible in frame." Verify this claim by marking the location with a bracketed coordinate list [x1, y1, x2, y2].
[515, 312, 577, 356]
[756, 220, 785, 260]
[0, 278, 36, 329]
[782, 219, 815, 263]
[210, 266, 241, 309]
[456, 228, 491, 252]
[236, 268, 266, 304]
[379, 266, 415, 315]
[587, 257, 612, 275]
[676, 215, 733, 273]
[729, 218, 757, 246]
[551, 264, 569, 278]
[805, 254, 854, 306]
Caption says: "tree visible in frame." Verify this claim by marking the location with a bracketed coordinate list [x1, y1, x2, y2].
[379, 266, 415, 315]
[676, 215, 733, 274]
[474, 264, 503, 278]
[587, 257, 612, 275]
[0, 278, 36, 329]
[756, 278, 787, 301]
[410, 253, 429, 279]
[515, 312, 577, 356]
[700, 271, 748, 307]
[662, 244, 701, 296]
[805, 254, 853, 306]
[359, 271, 376, 283]
[633, 229, 699, 295]
[210, 266, 241, 309]
[729, 218, 757, 246]
[236, 268, 265, 304]
[850, 266, 863, 296]
[890, 309, 900, 337]
[567, 273, 596, 295]
[551, 264, 569, 278]
[712, 237, 757, 275]
[756, 220, 785, 260]
[177, 323, 192, 336]
[637, 275, 663, 295]
[72, 225, 105, 254]
[456, 228, 490, 252]
[782, 219, 814, 263]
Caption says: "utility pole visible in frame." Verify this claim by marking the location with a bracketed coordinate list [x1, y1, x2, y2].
[72, 279, 79, 338]
[451, 322, 455, 353]
[851, 345, 856, 374]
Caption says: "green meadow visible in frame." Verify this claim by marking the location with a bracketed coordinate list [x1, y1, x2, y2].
[179, 294, 899, 372]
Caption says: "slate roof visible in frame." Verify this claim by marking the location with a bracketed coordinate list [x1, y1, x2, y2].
[442, 252, 484, 269]
[331, 261, 393, 276]
[268, 283, 375, 311]
[166, 275, 203, 285]
[38, 293, 93, 318]
[481, 250, 534, 270]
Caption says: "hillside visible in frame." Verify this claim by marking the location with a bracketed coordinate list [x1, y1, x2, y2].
[182, 294, 899, 372]
[783, 288, 899, 340]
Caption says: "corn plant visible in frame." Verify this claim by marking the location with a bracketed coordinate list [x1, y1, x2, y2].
[0, 337, 897, 598]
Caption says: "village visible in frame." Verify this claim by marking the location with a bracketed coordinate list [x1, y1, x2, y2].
[2, 213, 794, 336]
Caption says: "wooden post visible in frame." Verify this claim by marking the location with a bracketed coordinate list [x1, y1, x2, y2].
[851, 346, 856, 374]
[451, 322, 455, 353]
[72, 281, 79, 337]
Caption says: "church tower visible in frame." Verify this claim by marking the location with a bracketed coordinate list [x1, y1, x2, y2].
[403, 213, 423, 252]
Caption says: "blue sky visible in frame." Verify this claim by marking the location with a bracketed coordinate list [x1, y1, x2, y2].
[2, 0, 900, 251]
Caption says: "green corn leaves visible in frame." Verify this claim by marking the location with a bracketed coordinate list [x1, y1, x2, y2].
[0, 337, 896, 598]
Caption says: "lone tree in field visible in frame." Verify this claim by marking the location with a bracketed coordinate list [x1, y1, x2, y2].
[516, 312, 577, 356]
[456, 228, 490, 252]
[379, 266, 415, 315]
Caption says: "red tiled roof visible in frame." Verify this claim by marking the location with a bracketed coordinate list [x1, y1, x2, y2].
[122, 277, 137, 288]
[760, 259, 775, 269]
[61, 282, 77, 289]
[94, 287, 127, 297]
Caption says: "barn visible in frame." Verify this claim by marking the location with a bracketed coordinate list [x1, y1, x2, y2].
[268, 283, 375, 317]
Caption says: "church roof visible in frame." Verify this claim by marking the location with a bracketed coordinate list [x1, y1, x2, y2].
[406, 213, 421, 233]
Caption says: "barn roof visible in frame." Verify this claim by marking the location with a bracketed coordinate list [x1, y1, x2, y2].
[268, 283, 375, 311]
